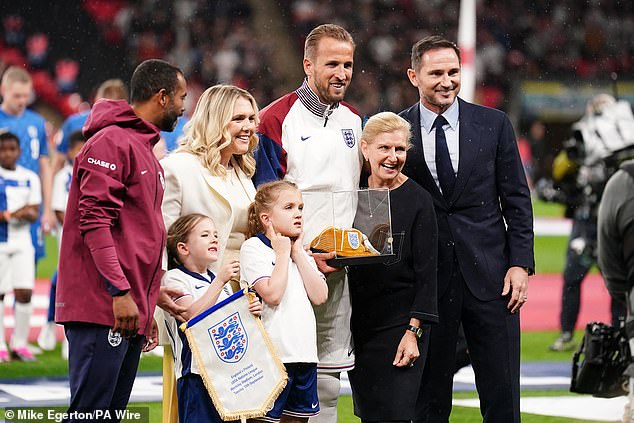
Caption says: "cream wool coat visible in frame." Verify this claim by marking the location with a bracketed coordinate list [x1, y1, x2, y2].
[160, 150, 256, 273]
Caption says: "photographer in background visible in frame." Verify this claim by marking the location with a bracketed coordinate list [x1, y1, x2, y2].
[598, 159, 634, 423]
[537, 94, 632, 351]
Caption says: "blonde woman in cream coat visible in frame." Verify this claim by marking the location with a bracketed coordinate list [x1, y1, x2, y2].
[158, 84, 259, 423]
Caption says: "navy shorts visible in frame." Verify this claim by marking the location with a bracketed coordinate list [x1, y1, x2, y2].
[258, 363, 319, 422]
[177, 373, 223, 423]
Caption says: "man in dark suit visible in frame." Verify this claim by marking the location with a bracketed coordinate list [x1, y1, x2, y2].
[399, 36, 535, 423]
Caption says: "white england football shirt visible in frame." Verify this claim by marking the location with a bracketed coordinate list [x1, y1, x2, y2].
[240, 234, 319, 363]
[0, 165, 41, 249]
[162, 267, 232, 379]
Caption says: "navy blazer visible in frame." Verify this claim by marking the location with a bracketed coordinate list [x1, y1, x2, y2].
[400, 98, 535, 301]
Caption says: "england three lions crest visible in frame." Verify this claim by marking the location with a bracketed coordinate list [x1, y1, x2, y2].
[341, 129, 355, 148]
[209, 312, 248, 363]
[347, 231, 360, 249]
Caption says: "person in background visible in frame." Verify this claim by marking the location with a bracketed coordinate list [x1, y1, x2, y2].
[253, 24, 362, 423]
[400, 35, 534, 422]
[525, 118, 547, 184]
[547, 94, 627, 351]
[0, 66, 54, 264]
[347, 112, 438, 422]
[0, 131, 41, 362]
[597, 159, 634, 423]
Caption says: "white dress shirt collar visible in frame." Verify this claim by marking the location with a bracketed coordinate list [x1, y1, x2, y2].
[419, 99, 460, 133]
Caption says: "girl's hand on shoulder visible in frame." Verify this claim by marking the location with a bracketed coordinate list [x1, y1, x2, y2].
[217, 259, 240, 284]
[247, 297, 263, 317]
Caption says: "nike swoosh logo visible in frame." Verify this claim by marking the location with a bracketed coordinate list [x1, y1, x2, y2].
[194, 285, 205, 289]
[311, 402, 318, 409]
[141, 170, 148, 175]
[300, 136, 311, 141]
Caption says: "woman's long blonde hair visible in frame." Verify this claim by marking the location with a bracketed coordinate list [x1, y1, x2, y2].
[178, 85, 260, 177]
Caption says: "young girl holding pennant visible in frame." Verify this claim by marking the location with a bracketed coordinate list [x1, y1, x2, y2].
[162, 213, 262, 422]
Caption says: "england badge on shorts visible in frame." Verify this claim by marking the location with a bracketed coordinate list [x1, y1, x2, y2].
[210, 312, 247, 363]
[341, 129, 355, 147]
[108, 329, 122, 347]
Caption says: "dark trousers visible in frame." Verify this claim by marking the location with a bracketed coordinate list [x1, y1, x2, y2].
[415, 265, 520, 423]
[560, 219, 626, 332]
[177, 374, 224, 423]
[64, 323, 144, 423]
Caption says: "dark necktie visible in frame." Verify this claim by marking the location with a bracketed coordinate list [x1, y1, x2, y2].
[434, 115, 455, 199]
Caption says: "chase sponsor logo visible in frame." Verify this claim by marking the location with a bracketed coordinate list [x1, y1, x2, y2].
[341, 129, 355, 148]
[87, 157, 117, 171]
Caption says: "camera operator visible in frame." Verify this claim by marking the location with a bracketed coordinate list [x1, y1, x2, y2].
[538, 94, 630, 351]
[598, 158, 634, 423]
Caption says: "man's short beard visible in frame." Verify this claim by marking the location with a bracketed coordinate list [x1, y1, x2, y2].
[158, 111, 179, 132]
[317, 85, 346, 105]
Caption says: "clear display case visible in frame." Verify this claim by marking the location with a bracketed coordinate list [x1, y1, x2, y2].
[304, 188, 394, 266]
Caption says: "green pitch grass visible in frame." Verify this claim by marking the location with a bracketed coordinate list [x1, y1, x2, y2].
[532, 198, 566, 218]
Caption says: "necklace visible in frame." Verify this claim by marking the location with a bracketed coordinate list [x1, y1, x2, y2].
[366, 189, 389, 218]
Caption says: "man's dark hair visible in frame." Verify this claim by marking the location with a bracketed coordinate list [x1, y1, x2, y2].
[0, 131, 20, 147]
[129, 59, 183, 104]
[411, 36, 461, 71]
[68, 130, 87, 151]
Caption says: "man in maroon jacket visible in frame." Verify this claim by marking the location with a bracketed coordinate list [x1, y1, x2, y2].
[56, 59, 187, 419]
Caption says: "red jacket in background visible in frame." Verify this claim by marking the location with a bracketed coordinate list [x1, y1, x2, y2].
[56, 99, 166, 335]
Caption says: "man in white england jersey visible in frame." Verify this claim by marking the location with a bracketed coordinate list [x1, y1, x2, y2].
[254, 24, 362, 423]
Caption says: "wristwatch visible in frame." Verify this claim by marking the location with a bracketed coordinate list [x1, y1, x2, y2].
[406, 324, 423, 339]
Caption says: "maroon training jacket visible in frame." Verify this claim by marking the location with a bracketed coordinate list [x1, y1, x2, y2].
[55, 99, 165, 335]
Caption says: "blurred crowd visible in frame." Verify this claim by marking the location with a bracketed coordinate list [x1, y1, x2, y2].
[83, 0, 285, 114]
[0, 0, 633, 121]
[283, 0, 634, 114]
